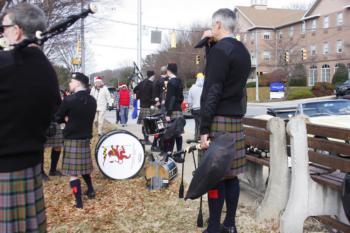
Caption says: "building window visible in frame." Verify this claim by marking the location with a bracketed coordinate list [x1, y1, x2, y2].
[334, 63, 340, 73]
[278, 30, 283, 39]
[321, 64, 330, 82]
[250, 32, 255, 42]
[301, 22, 306, 34]
[336, 12, 343, 26]
[337, 40, 343, 53]
[309, 65, 317, 86]
[289, 26, 294, 38]
[310, 45, 316, 56]
[263, 51, 271, 61]
[311, 19, 317, 32]
[323, 42, 329, 55]
[263, 32, 270, 40]
[323, 16, 329, 29]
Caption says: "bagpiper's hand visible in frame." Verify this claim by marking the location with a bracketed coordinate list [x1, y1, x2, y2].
[165, 116, 171, 122]
[64, 116, 69, 123]
[200, 134, 210, 149]
[202, 30, 213, 39]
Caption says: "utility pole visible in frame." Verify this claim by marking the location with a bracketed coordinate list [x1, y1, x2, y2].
[137, 0, 142, 69]
[81, 0, 85, 73]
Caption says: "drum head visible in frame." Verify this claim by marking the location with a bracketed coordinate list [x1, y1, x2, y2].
[95, 130, 145, 180]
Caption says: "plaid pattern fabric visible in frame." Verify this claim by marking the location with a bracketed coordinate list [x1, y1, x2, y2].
[170, 111, 183, 119]
[44, 123, 63, 148]
[0, 164, 46, 233]
[62, 139, 93, 176]
[137, 108, 153, 125]
[210, 116, 246, 178]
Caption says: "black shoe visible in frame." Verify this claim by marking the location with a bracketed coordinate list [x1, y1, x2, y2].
[151, 146, 160, 152]
[42, 172, 50, 182]
[220, 224, 237, 233]
[49, 170, 63, 176]
[84, 190, 96, 199]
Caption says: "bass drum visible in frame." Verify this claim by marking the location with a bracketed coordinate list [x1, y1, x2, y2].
[95, 130, 145, 180]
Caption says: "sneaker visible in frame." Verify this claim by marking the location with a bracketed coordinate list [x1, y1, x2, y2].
[49, 170, 63, 176]
[151, 146, 160, 152]
[84, 190, 96, 199]
[42, 172, 50, 182]
[220, 224, 237, 233]
[145, 140, 152, 146]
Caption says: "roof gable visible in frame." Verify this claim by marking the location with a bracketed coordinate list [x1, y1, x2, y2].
[235, 6, 305, 29]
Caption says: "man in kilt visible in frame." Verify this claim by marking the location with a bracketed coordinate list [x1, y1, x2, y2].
[164, 63, 185, 153]
[199, 9, 251, 233]
[56, 73, 97, 209]
[0, 3, 60, 232]
[43, 102, 64, 180]
[133, 70, 156, 145]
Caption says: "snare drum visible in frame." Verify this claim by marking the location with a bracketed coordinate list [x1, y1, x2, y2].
[143, 114, 165, 135]
[95, 130, 145, 180]
[145, 158, 178, 188]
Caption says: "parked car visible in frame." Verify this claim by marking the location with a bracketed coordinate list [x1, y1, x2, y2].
[296, 99, 350, 129]
[335, 80, 350, 98]
[182, 91, 193, 119]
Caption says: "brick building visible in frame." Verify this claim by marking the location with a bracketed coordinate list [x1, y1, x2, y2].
[235, 0, 350, 86]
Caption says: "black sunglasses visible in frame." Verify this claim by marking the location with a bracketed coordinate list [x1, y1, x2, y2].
[0, 24, 16, 33]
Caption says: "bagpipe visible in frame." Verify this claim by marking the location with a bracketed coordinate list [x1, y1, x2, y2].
[10, 3, 97, 50]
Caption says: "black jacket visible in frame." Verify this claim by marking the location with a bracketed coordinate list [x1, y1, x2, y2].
[134, 78, 154, 108]
[165, 77, 184, 117]
[0, 48, 60, 172]
[56, 90, 97, 139]
[153, 76, 168, 104]
[200, 37, 251, 135]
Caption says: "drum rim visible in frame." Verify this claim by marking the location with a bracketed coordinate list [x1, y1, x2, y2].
[95, 130, 145, 180]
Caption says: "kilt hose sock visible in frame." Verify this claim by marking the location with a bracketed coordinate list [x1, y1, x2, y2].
[207, 177, 240, 232]
[223, 177, 240, 228]
[50, 149, 61, 173]
[82, 174, 94, 193]
[142, 126, 149, 142]
[70, 179, 83, 208]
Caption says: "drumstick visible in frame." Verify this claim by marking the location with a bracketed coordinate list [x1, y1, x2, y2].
[179, 155, 185, 198]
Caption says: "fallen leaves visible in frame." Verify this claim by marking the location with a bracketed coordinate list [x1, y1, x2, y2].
[42, 123, 328, 233]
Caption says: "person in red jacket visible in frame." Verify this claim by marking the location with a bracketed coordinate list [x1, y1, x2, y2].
[118, 84, 130, 127]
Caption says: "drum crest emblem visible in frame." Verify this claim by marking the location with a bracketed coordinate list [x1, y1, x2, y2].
[103, 145, 131, 165]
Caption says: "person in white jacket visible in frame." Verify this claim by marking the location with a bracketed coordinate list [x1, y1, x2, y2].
[188, 72, 204, 140]
[90, 76, 112, 136]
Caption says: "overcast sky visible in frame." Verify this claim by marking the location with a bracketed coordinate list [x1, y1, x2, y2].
[84, 0, 314, 74]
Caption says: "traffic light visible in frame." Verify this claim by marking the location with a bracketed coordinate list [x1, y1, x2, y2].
[170, 32, 176, 48]
[284, 51, 289, 63]
[195, 55, 200, 65]
[301, 48, 307, 61]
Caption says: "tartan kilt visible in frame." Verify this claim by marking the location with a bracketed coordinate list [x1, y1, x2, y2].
[170, 111, 183, 119]
[44, 123, 63, 148]
[210, 116, 246, 178]
[62, 139, 93, 176]
[137, 108, 153, 125]
[0, 164, 46, 233]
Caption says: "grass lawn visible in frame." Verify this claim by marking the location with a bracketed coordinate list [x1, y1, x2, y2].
[247, 86, 314, 102]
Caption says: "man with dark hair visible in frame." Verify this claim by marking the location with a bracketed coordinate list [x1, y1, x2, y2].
[164, 63, 184, 153]
[0, 3, 59, 232]
[56, 73, 97, 209]
[134, 70, 156, 144]
[200, 8, 251, 233]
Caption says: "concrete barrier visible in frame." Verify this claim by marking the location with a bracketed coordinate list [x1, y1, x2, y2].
[256, 117, 290, 221]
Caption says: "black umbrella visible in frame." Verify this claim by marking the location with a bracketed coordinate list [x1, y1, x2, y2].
[342, 172, 350, 222]
[185, 133, 236, 200]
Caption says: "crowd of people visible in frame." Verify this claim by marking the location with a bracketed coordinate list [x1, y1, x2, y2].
[0, 3, 250, 233]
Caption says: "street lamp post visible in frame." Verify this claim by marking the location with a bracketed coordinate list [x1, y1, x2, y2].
[137, 0, 142, 69]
